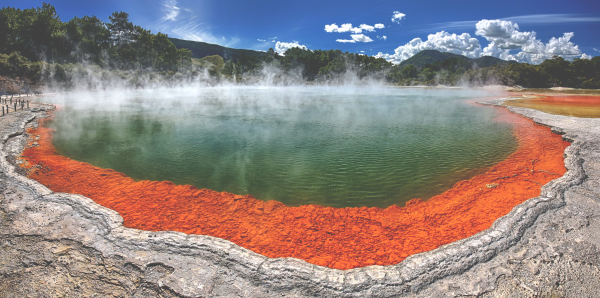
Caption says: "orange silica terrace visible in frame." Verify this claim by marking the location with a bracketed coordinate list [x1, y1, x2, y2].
[20, 105, 570, 270]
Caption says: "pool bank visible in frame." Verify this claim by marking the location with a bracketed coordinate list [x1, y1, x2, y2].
[1, 95, 599, 297]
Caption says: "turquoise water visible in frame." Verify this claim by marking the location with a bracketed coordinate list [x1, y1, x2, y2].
[44, 87, 516, 208]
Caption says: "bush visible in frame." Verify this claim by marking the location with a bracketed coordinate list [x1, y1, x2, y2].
[0, 52, 45, 81]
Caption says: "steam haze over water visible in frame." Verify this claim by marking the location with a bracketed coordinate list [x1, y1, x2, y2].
[40, 87, 516, 208]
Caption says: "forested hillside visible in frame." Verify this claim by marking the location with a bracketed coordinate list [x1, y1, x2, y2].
[397, 50, 515, 69]
[386, 51, 599, 88]
[169, 38, 265, 62]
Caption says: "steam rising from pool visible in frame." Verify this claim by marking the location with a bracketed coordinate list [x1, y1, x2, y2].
[38, 86, 516, 208]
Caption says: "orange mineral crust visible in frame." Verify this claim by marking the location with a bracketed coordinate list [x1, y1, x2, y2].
[21, 107, 570, 270]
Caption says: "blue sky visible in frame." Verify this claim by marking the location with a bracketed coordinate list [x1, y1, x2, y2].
[9, 0, 600, 64]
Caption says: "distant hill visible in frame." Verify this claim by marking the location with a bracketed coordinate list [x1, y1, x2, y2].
[169, 38, 266, 61]
[474, 56, 517, 68]
[398, 50, 516, 69]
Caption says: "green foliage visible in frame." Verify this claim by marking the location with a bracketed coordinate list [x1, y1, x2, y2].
[1, 3, 598, 88]
[493, 56, 600, 88]
[197, 55, 224, 69]
[275, 48, 392, 81]
[499, 63, 547, 87]
[401, 65, 417, 78]
[107, 11, 133, 49]
[419, 68, 435, 82]
[397, 50, 515, 70]
[385, 53, 600, 89]
[195, 46, 393, 82]
[0, 3, 191, 75]
[397, 50, 463, 69]
[0, 3, 63, 62]
[64, 15, 110, 65]
[0, 52, 44, 80]
[423, 57, 473, 73]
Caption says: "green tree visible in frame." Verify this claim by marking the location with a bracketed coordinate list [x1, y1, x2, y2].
[419, 68, 434, 81]
[401, 65, 418, 79]
[65, 15, 110, 64]
[107, 11, 133, 50]
[540, 56, 573, 87]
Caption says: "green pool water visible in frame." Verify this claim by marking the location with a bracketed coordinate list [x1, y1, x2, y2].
[44, 87, 516, 208]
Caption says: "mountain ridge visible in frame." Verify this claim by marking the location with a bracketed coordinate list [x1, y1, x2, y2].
[169, 38, 516, 70]
[168, 38, 266, 61]
[398, 50, 517, 69]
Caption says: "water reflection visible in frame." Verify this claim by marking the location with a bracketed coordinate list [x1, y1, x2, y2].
[44, 87, 517, 208]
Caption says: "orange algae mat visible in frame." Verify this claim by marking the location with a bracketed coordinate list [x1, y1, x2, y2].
[532, 95, 600, 106]
[505, 95, 600, 118]
[20, 106, 569, 270]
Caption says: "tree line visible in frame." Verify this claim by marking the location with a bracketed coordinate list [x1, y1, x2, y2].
[384, 55, 600, 89]
[1, 3, 598, 89]
[0, 3, 191, 75]
[218, 47, 393, 82]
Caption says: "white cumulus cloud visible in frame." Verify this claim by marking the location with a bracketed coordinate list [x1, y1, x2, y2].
[581, 53, 592, 59]
[375, 31, 481, 64]
[593, 48, 599, 52]
[475, 19, 582, 64]
[475, 19, 519, 39]
[336, 39, 356, 43]
[325, 23, 362, 33]
[392, 11, 406, 24]
[257, 39, 266, 42]
[351, 34, 373, 43]
[376, 19, 589, 65]
[377, 35, 387, 41]
[359, 24, 375, 32]
[325, 23, 384, 34]
[275, 41, 308, 54]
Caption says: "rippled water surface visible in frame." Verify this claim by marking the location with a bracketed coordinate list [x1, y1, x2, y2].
[44, 87, 516, 208]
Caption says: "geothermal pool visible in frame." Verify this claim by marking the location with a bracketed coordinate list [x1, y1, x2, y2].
[24, 87, 570, 269]
[43, 87, 516, 208]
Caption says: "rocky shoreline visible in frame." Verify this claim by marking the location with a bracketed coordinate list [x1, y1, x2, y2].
[1, 98, 600, 297]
